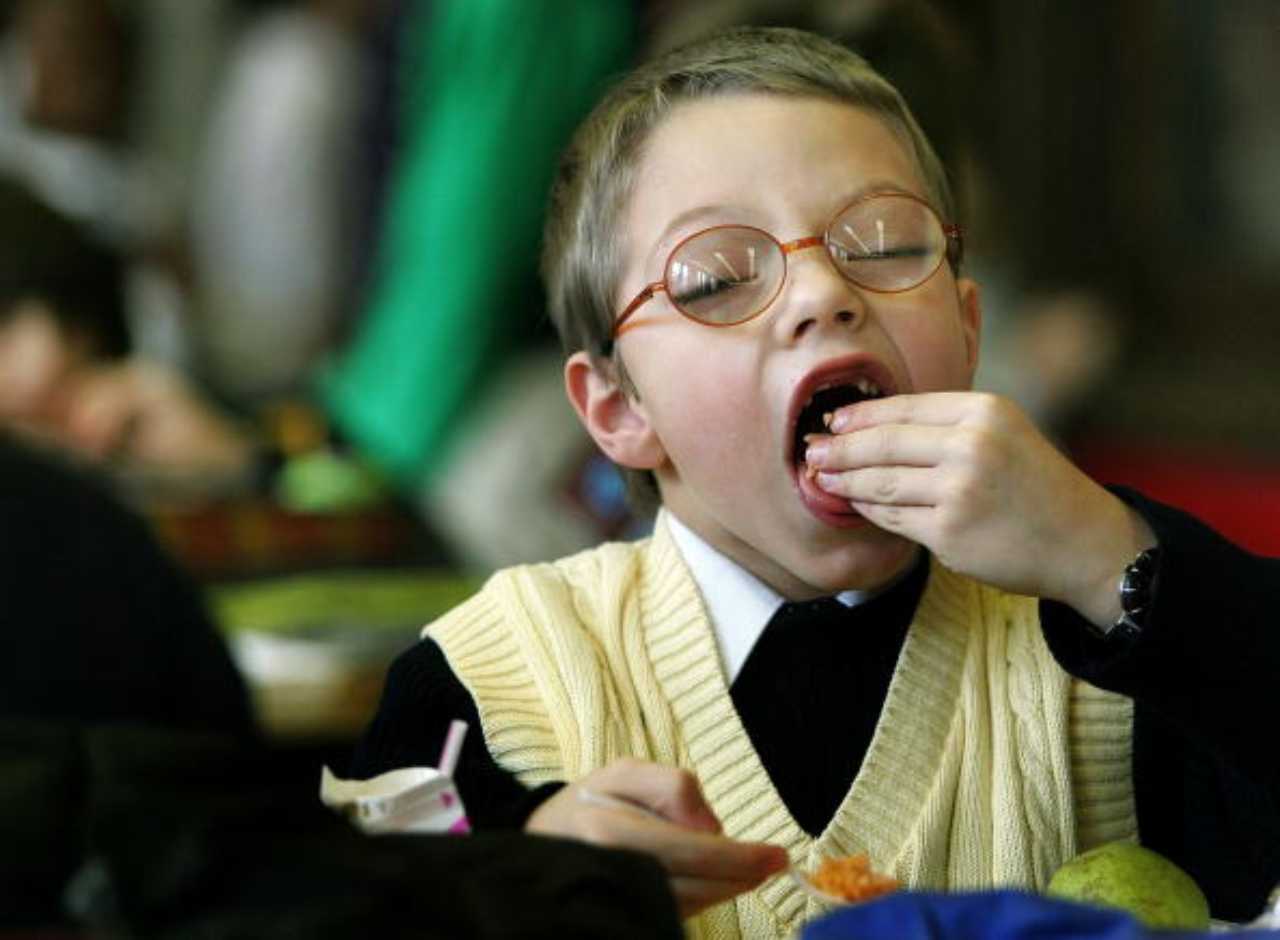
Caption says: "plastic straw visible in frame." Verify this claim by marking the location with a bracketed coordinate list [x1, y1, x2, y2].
[437, 720, 468, 778]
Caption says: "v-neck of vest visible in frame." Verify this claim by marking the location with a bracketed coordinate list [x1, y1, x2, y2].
[641, 517, 973, 928]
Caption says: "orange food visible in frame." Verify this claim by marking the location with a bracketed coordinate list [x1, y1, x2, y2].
[810, 852, 900, 903]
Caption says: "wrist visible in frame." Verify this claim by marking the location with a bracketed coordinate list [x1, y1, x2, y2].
[1063, 497, 1158, 629]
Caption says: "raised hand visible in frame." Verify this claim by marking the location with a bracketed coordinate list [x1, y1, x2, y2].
[804, 391, 1155, 627]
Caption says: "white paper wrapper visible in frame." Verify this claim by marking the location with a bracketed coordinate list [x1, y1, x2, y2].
[320, 765, 470, 835]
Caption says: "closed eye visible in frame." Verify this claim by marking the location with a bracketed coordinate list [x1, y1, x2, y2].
[829, 242, 930, 263]
[671, 277, 752, 305]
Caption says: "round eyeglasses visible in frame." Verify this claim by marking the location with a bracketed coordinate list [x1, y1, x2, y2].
[607, 192, 963, 353]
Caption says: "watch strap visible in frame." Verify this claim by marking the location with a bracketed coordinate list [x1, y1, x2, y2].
[1113, 546, 1161, 639]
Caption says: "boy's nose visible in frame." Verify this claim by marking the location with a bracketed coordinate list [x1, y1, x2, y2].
[772, 248, 868, 344]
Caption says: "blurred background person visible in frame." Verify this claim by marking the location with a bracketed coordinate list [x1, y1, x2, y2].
[0, 179, 258, 490]
[190, 0, 378, 406]
[0, 0, 382, 502]
[0, 0, 143, 244]
[0, 0, 202, 368]
[9, 0, 644, 571]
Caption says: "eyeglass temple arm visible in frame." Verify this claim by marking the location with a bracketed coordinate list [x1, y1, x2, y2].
[944, 224, 964, 269]
[603, 282, 665, 355]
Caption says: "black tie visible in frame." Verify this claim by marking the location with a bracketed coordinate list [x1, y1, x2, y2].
[729, 557, 928, 836]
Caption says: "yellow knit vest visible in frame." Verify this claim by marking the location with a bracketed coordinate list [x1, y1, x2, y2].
[427, 516, 1136, 939]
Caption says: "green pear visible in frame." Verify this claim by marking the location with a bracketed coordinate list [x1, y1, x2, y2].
[1048, 841, 1210, 930]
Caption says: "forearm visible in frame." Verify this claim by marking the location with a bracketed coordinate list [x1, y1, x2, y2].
[1048, 487, 1158, 629]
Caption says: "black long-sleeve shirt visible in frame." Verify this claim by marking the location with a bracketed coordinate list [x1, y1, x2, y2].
[351, 490, 1280, 922]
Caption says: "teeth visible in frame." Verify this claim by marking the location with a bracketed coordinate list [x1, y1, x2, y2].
[803, 376, 884, 411]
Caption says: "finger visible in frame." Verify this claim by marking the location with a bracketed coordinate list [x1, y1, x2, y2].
[65, 389, 135, 457]
[592, 759, 721, 833]
[63, 368, 140, 455]
[828, 391, 980, 433]
[670, 875, 767, 919]
[847, 500, 934, 538]
[608, 813, 787, 882]
[815, 466, 939, 506]
[805, 423, 945, 471]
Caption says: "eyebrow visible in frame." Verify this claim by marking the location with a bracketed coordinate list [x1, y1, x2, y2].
[647, 204, 737, 266]
[648, 178, 925, 264]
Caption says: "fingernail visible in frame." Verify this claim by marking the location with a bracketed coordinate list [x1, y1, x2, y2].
[804, 440, 829, 465]
[816, 472, 840, 490]
[828, 411, 850, 433]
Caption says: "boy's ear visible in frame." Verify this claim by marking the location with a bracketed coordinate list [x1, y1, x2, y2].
[956, 276, 983, 380]
[564, 350, 666, 470]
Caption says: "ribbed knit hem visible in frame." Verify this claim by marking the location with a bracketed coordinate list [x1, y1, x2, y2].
[427, 576, 565, 785]
[1069, 681, 1137, 850]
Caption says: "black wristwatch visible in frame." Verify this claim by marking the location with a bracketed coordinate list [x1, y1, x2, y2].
[1101, 546, 1161, 642]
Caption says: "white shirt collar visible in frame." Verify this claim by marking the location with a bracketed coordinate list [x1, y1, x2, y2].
[662, 511, 875, 684]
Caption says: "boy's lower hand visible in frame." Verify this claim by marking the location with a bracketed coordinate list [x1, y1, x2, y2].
[525, 757, 789, 919]
[806, 392, 1155, 627]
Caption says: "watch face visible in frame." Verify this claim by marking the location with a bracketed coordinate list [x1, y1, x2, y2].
[1117, 547, 1161, 634]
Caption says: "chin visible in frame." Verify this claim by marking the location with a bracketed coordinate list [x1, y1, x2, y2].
[801, 529, 921, 594]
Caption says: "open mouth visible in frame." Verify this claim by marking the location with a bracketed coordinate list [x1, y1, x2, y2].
[792, 375, 888, 466]
[786, 357, 897, 528]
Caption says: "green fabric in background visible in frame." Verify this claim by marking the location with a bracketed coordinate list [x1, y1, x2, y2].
[318, 0, 634, 489]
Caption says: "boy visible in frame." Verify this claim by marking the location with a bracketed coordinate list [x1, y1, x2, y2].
[352, 27, 1279, 936]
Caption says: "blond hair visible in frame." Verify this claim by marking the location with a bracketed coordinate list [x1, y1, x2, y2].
[541, 25, 957, 507]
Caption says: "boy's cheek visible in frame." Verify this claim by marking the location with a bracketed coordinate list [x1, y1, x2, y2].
[901, 325, 982, 394]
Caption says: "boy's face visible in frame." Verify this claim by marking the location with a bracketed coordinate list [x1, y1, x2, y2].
[576, 94, 981, 598]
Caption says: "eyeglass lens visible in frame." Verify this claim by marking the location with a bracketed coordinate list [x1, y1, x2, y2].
[665, 195, 946, 326]
[668, 229, 787, 325]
